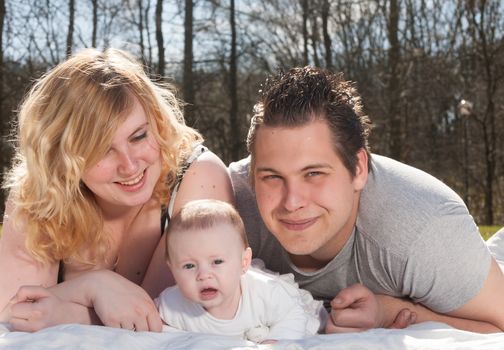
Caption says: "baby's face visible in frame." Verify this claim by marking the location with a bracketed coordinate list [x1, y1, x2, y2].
[168, 223, 250, 319]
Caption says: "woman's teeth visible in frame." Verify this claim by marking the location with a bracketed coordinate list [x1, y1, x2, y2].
[119, 172, 144, 186]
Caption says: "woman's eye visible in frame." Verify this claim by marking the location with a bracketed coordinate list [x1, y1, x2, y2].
[132, 131, 147, 142]
[183, 263, 195, 270]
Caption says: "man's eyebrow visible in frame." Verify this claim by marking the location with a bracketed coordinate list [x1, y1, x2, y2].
[255, 166, 278, 173]
[255, 163, 333, 173]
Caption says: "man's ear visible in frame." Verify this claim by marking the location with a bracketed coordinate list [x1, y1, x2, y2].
[242, 247, 252, 274]
[353, 148, 368, 191]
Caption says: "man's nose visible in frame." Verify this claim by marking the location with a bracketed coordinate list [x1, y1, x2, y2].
[283, 181, 307, 212]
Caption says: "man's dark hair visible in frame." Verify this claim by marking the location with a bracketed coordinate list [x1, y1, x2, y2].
[247, 66, 372, 176]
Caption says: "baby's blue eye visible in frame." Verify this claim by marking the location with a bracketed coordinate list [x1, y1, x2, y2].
[183, 263, 195, 270]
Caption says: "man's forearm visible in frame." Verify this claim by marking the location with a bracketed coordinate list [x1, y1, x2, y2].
[378, 295, 502, 333]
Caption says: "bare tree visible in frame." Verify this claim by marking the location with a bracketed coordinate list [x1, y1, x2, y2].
[310, 5, 320, 67]
[66, 0, 74, 57]
[321, 0, 332, 69]
[0, 0, 4, 97]
[155, 0, 164, 76]
[91, 0, 97, 47]
[0, 0, 5, 131]
[463, 0, 504, 224]
[301, 0, 309, 65]
[0, 0, 4, 217]
[137, 0, 145, 64]
[144, 0, 153, 67]
[229, 0, 240, 160]
[183, 0, 195, 125]
[385, 0, 403, 160]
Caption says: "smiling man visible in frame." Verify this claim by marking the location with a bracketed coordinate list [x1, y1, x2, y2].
[228, 67, 504, 333]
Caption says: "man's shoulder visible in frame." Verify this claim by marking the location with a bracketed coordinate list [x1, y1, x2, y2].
[228, 156, 251, 177]
[359, 154, 471, 252]
[368, 154, 458, 194]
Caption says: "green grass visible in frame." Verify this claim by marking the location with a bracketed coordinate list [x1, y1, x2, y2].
[479, 225, 501, 241]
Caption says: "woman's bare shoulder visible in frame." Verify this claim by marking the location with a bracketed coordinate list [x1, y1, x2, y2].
[171, 150, 234, 214]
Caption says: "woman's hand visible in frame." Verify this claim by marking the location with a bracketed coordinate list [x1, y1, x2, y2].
[78, 270, 162, 332]
[7, 286, 90, 332]
[5, 270, 163, 332]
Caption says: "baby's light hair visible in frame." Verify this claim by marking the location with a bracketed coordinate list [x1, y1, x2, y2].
[165, 199, 249, 262]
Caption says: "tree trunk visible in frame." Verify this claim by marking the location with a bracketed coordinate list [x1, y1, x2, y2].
[0, 0, 6, 217]
[137, 0, 145, 64]
[155, 0, 165, 77]
[466, 0, 498, 224]
[301, 0, 309, 65]
[66, 0, 75, 57]
[311, 9, 319, 67]
[144, 2, 153, 67]
[91, 0, 97, 47]
[0, 0, 4, 100]
[386, 0, 402, 160]
[183, 0, 195, 126]
[229, 0, 239, 161]
[0, 0, 5, 117]
[321, 0, 332, 70]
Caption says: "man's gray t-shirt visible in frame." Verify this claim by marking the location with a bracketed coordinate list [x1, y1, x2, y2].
[228, 154, 491, 313]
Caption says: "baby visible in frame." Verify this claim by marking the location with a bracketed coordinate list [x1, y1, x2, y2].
[155, 199, 323, 343]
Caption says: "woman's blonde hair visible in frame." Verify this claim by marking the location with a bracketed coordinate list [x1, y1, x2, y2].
[3, 48, 202, 264]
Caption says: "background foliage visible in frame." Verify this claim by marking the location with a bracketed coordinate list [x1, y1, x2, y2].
[0, 0, 503, 226]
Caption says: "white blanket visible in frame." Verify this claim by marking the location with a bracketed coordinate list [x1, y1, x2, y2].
[2, 230, 503, 350]
[1, 322, 504, 350]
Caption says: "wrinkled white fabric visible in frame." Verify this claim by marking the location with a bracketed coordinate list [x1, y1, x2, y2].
[2, 322, 504, 350]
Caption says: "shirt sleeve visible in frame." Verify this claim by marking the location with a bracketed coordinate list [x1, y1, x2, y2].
[401, 202, 492, 313]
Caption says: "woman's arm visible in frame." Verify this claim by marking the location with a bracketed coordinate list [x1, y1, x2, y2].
[1, 195, 161, 332]
[0, 195, 102, 331]
[142, 150, 234, 298]
[0, 195, 59, 318]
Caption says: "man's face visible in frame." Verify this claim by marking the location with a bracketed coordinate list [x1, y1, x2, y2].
[252, 120, 368, 265]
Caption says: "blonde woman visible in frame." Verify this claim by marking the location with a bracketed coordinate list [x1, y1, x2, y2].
[0, 48, 233, 332]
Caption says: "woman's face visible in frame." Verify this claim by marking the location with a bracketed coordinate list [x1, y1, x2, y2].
[81, 97, 162, 212]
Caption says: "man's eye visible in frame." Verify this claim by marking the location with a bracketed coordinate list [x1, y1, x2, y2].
[307, 171, 323, 177]
[183, 263, 195, 270]
[262, 174, 281, 181]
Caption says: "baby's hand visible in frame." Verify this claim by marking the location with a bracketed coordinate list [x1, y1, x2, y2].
[245, 324, 270, 342]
